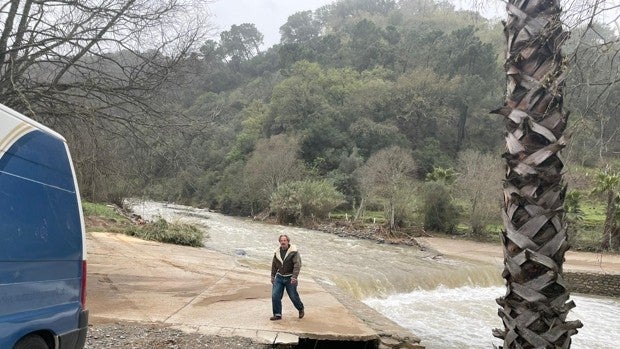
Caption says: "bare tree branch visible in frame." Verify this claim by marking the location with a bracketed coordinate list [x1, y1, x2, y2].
[0, 0, 210, 129]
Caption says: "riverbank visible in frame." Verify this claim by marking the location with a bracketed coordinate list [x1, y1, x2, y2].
[309, 220, 620, 285]
[416, 237, 620, 275]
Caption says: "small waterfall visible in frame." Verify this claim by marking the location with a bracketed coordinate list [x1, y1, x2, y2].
[328, 260, 502, 299]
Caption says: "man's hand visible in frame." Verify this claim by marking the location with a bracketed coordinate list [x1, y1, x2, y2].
[271, 276, 275, 284]
[290, 277, 297, 284]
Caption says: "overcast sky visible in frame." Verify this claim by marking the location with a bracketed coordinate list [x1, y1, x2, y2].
[206, 0, 618, 50]
[208, 0, 337, 49]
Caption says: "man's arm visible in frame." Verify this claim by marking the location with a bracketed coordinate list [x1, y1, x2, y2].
[292, 252, 302, 279]
[271, 255, 277, 284]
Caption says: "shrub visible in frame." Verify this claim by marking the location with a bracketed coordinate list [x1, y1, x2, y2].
[83, 201, 205, 246]
[270, 180, 345, 224]
[425, 167, 457, 185]
[126, 218, 205, 247]
[421, 181, 460, 233]
[413, 138, 453, 178]
[389, 183, 418, 229]
[270, 184, 303, 224]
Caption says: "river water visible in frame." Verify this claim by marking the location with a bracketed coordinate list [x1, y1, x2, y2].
[130, 200, 620, 349]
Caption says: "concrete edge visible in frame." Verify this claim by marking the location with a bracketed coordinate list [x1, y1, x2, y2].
[314, 278, 424, 348]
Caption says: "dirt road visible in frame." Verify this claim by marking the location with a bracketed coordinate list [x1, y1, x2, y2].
[417, 237, 620, 274]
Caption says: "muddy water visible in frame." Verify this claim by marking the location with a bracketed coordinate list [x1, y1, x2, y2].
[129, 200, 620, 349]
[129, 200, 502, 298]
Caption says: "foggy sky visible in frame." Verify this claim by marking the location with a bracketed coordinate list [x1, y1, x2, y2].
[207, 0, 618, 50]
[208, 0, 336, 49]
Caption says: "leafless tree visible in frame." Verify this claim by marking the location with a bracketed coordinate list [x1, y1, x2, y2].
[0, 0, 210, 200]
[562, 0, 620, 160]
[357, 146, 416, 230]
[0, 0, 210, 132]
[243, 135, 307, 211]
[456, 149, 502, 235]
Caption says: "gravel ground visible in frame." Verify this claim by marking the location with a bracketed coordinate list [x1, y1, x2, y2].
[86, 322, 272, 349]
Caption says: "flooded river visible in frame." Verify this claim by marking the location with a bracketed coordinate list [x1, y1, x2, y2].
[130, 200, 620, 349]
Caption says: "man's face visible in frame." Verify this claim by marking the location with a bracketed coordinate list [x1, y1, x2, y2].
[279, 237, 289, 250]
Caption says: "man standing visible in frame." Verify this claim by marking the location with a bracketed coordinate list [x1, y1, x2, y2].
[270, 234, 304, 320]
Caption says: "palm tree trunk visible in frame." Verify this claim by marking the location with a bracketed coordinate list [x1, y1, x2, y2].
[491, 0, 583, 347]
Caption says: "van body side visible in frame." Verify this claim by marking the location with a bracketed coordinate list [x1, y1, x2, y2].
[0, 103, 88, 349]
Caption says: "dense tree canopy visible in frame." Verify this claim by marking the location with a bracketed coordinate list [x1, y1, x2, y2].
[280, 11, 322, 44]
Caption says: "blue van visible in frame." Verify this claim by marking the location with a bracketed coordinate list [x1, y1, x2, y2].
[0, 103, 88, 349]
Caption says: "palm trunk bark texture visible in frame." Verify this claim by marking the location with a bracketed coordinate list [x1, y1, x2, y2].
[492, 0, 583, 348]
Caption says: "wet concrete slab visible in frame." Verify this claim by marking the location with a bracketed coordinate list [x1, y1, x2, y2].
[87, 232, 391, 346]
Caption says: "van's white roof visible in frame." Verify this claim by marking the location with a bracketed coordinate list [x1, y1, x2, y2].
[0, 103, 66, 142]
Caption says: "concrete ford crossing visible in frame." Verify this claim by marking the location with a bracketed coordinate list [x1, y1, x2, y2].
[0, 103, 88, 349]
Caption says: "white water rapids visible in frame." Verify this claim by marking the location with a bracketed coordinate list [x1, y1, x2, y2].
[130, 200, 620, 349]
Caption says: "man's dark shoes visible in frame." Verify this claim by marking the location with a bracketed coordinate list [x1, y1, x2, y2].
[270, 315, 282, 321]
[298, 309, 305, 319]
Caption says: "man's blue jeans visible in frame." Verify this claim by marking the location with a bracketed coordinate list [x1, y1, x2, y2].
[272, 274, 304, 316]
